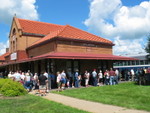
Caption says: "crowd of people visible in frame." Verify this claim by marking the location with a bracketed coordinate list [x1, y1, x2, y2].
[0, 68, 150, 95]
[4, 68, 121, 94]
[55, 68, 120, 91]
[7, 70, 48, 96]
[120, 67, 150, 82]
[3, 67, 149, 96]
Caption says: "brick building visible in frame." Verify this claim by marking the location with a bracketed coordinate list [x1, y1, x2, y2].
[0, 16, 135, 75]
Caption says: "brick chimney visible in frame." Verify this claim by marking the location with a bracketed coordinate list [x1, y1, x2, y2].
[6, 48, 9, 52]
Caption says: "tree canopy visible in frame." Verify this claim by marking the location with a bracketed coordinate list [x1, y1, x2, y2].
[145, 34, 150, 54]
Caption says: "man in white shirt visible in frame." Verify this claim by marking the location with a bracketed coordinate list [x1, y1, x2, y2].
[131, 69, 135, 81]
[43, 72, 48, 78]
[115, 69, 119, 84]
[14, 71, 21, 82]
[43, 71, 49, 92]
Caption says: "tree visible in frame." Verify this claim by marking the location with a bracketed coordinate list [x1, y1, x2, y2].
[145, 34, 150, 54]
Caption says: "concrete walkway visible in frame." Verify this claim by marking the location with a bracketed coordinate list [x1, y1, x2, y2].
[32, 92, 150, 113]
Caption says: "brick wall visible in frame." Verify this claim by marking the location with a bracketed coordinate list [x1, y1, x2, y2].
[27, 39, 112, 57]
[56, 40, 112, 54]
[27, 41, 56, 57]
[17, 50, 28, 60]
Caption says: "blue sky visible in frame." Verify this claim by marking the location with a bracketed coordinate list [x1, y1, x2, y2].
[0, 0, 150, 55]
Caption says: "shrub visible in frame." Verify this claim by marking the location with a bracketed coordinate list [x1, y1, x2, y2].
[0, 79, 27, 97]
[0, 79, 10, 89]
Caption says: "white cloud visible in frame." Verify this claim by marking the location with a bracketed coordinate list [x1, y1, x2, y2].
[0, 0, 38, 55]
[0, 0, 39, 24]
[0, 40, 9, 55]
[113, 37, 146, 55]
[84, 0, 150, 55]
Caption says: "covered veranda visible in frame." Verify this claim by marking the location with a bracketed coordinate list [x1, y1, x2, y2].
[0, 52, 137, 75]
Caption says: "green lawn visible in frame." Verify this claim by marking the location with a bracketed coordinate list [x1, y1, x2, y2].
[53, 82, 150, 111]
[0, 94, 89, 113]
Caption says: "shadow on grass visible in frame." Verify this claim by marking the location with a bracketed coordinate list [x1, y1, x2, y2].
[134, 81, 150, 86]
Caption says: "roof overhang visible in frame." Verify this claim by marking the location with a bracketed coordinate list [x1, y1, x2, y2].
[0, 52, 138, 67]
[40, 52, 138, 60]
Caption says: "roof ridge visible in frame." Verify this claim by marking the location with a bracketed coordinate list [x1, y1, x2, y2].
[17, 18, 65, 27]
[57, 25, 69, 36]
[49, 26, 66, 36]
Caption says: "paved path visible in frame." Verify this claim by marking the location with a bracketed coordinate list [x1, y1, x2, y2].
[31, 92, 150, 113]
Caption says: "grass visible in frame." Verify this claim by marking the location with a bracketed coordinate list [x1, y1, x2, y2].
[53, 82, 150, 111]
[0, 94, 89, 113]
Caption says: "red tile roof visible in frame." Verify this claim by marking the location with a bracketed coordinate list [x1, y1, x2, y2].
[58, 25, 112, 44]
[28, 25, 113, 49]
[16, 18, 113, 48]
[29, 27, 66, 47]
[17, 18, 64, 35]
[0, 52, 9, 61]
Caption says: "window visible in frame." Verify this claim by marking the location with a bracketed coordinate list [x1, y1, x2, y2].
[128, 61, 131, 65]
[136, 60, 139, 65]
[140, 60, 144, 65]
[131, 61, 135, 65]
[11, 28, 17, 52]
[145, 60, 148, 65]
[13, 41, 15, 52]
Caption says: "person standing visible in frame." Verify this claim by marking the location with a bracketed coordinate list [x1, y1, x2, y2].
[74, 69, 79, 88]
[20, 72, 25, 86]
[43, 71, 48, 78]
[20, 72, 25, 81]
[98, 70, 103, 86]
[104, 70, 109, 85]
[131, 69, 135, 81]
[60, 70, 66, 90]
[84, 70, 90, 87]
[33, 73, 39, 94]
[109, 68, 115, 85]
[38, 73, 48, 96]
[67, 69, 73, 87]
[115, 69, 119, 84]
[43, 71, 49, 92]
[14, 71, 21, 82]
[92, 69, 97, 86]
[24, 72, 32, 92]
[8, 71, 13, 79]
[135, 68, 140, 81]
[56, 71, 61, 91]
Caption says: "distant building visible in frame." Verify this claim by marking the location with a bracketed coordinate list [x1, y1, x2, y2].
[0, 16, 135, 75]
[114, 54, 150, 70]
